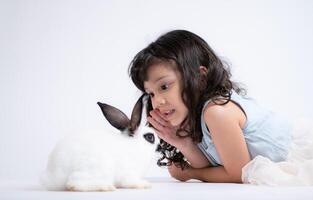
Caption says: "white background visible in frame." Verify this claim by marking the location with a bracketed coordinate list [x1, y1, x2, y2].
[0, 0, 312, 182]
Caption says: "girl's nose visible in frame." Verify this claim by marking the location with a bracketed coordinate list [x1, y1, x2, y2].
[154, 95, 166, 108]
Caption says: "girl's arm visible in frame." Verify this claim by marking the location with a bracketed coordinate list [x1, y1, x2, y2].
[188, 165, 242, 183]
[204, 102, 250, 181]
[168, 101, 250, 183]
[168, 163, 242, 183]
[175, 137, 211, 168]
[148, 109, 210, 168]
[190, 101, 250, 182]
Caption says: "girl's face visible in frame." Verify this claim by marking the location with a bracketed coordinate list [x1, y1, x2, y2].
[143, 63, 188, 126]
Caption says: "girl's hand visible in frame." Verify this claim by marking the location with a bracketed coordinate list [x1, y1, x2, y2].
[147, 109, 187, 148]
[168, 162, 191, 182]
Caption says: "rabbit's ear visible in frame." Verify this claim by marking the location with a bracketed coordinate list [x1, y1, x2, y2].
[129, 93, 146, 132]
[97, 102, 130, 131]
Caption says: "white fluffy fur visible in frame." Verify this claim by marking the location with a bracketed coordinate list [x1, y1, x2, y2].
[40, 126, 158, 191]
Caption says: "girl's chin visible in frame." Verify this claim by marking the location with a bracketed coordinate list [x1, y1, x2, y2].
[169, 119, 184, 127]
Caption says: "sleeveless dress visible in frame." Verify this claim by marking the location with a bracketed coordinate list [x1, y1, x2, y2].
[197, 91, 293, 167]
[197, 91, 313, 185]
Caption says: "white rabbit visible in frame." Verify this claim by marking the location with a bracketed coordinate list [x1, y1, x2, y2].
[40, 95, 159, 191]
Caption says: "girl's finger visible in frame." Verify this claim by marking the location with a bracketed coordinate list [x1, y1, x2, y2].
[155, 109, 168, 121]
[147, 116, 165, 134]
[150, 110, 170, 127]
[154, 130, 165, 140]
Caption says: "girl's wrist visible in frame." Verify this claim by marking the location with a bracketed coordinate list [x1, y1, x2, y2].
[186, 167, 194, 180]
[175, 137, 194, 152]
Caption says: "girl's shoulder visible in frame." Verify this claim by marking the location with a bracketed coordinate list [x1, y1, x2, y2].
[203, 99, 246, 129]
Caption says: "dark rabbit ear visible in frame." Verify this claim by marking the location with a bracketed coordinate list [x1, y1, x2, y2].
[129, 93, 146, 133]
[97, 102, 130, 131]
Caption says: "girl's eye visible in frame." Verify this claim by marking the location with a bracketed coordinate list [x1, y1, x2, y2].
[161, 84, 169, 90]
[148, 93, 154, 98]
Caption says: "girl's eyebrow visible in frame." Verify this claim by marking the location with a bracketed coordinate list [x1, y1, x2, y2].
[144, 75, 171, 91]
[153, 75, 171, 83]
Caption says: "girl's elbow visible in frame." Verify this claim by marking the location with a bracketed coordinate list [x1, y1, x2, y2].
[224, 167, 243, 183]
[230, 176, 243, 183]
[227, 171, 243, 183]
[225, 164, 246, 183]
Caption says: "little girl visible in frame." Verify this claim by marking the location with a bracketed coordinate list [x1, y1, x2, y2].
[128, 30, 313, 184]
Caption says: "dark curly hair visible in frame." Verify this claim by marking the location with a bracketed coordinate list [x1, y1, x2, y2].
[128, 30, 245, 169]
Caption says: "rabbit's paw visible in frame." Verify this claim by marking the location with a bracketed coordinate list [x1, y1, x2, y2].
[118, 179, 151, 189]
[66, 180, 116, 192]
[66, 171, 116, 192]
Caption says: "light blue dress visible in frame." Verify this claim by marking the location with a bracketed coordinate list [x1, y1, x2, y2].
[197, 91, 293, 166]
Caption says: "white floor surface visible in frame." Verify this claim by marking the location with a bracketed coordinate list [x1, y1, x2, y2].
[1, 177, 313, 200]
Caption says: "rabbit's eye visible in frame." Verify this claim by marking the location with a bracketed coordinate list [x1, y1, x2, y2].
[143, 133, 155, 144]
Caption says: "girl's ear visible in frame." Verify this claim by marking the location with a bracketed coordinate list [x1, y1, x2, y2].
[198, 66, 208, 90]
[199, 66, 208, 75]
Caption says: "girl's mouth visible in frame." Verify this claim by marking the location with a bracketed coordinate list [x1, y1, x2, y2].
[163, 109, 175, 119]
